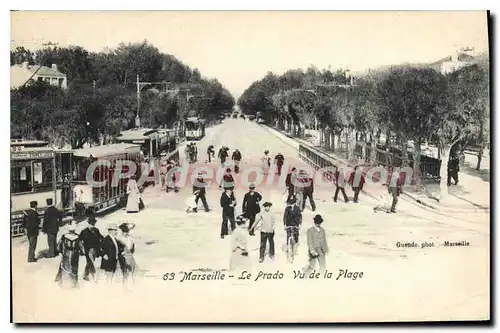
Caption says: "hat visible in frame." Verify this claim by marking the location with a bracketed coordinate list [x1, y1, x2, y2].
[265, 150, 269, 154]
[68, 222, 77, 231]
[30, 201, 38, 208]
[119, 223, 135, 233]
[88, 215, 97, 225]
[287, 196, 296, 204]
[226, 168, 232, 173]
[249, 184, 256, 189]
[313, 214, 324, 224]
[107, 223, 117, 231]
[263, 202, 272, 207]
[236, 215, 247, 225]
[299, 169, 307, 175]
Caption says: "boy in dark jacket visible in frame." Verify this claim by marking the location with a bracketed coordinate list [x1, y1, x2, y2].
[283, 196, 302, 253]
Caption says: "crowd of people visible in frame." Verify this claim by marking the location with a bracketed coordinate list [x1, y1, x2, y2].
[23, 200, 138, 288]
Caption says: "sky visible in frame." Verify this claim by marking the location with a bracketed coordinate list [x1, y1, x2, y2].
[11, 11, 489, 99]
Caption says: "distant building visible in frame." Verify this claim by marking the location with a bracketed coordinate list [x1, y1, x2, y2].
[429, 48, 476, 75]
[10, 62, 67, 90]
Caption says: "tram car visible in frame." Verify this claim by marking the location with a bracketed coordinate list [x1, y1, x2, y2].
[185, 117, 206, 140]
[70, 143, 142, 215]
[10, 139, 61, 237]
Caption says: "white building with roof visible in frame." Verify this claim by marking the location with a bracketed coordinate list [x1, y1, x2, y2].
[10, 62, 67, 90]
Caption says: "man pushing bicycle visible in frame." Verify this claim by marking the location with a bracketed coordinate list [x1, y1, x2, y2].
[283, 196, 302, 257]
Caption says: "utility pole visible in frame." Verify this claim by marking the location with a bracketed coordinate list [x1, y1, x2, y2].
[136, 75, 141, 128]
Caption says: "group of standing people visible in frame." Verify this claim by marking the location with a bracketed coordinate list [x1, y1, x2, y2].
[22, 199, 137, 288]
[185, 143, 198, 163]
[228, 194, 329, 274]
[55, 218, 137, 288]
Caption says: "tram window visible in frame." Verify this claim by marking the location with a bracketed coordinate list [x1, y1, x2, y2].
[11, 165, 33, 193]
[185, 122, 198, 131]
[32, 160, 54, 190]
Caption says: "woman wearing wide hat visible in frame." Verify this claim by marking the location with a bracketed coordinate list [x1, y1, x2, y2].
[54, 222, 85, 288]
[126, 175, 140, 213]
[118, 223, 137, 283]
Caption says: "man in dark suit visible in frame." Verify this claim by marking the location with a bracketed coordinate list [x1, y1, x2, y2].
[333, 166, 349, 203]
[193, 173, 210, 212]
[283, 196, 302, 254]
[100, 223, 123, 282]
[220, 189, 236, 239]
[300, 171, 316, 212]
[42, 198, 62, 258]
[79, 214, 103, 281]
[242, 184, 262, 236]
[304, 214, 329, 274]
[274, 153, 285, 176]
[348, 166, 366, 203]
[285, 168, 297, 202]
[232, 149, 242, 173]
[23, 201, 40, 263]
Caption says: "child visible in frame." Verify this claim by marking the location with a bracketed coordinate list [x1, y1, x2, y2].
[186, 190, 200, 213]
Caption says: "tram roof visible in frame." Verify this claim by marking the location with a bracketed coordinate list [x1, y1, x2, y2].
[116, 128, 159, 141]
[10, 139, 49, 147]
[186, 117, 205, 123]
[73, 143, 141, 158]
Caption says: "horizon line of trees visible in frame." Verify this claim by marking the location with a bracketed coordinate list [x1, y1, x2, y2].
[237, 54, 490, 200]
[11, 40, 235, 149]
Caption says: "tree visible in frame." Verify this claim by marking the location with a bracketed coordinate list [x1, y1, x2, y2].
[437, 63, 489, 200]
[10, 46, 35, 65]
[376, 67, 447, 186]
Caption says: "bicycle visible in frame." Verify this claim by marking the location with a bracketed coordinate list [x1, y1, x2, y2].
[284, 225, 300, 263]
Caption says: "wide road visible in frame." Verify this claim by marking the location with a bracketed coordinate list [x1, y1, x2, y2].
[12, 119, 489, 322]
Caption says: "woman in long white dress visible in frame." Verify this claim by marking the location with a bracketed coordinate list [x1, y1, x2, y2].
[118, 223, 137, 284]
[260, 150, 271, 175]
[126, 175, 140, 213]
[230, 216, 251, 273]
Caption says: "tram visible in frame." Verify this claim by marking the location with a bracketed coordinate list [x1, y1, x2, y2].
[115, 128, 162, 160]
[10, 139, 60, 236]
[70, 143, 142, 215]
[185, 117, 206, 140]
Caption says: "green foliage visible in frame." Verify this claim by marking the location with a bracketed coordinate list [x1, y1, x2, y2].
[11, 41, 235, 146]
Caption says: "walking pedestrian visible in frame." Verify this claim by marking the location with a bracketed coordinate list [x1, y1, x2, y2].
[274, 153, 285, 176]
[333, 167, 349, 203]
[220, 189, 236, 239]
[220, 168, 235, 190]
[118, 223, 137, 284]
[232, 149, 242, 173]
[447, 155, 460, 186]
[283, 196, 302, 255]
[54, 222, 85, 288]
[261, 150, 271, 175]
[242, 184, 262, 236]
[193, 173, 210, 212]
[100, 223, 124, 283]
[254, 202, 276, 263]
[218, 146, 228, 165]
[126, 175, 140, 213]
[207, 145, 215, 163]
[299, 170, 316, 212]
[303, 214, 329, 274]
[79, 214, 103, 282]
[285, 168, 297, 202]
[42, 198, 62, 258]
[348, 166, 366, 203]
[389, 171, 403, 213]
[229, 215, 250, 273]
[23, 200, 40, 263]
